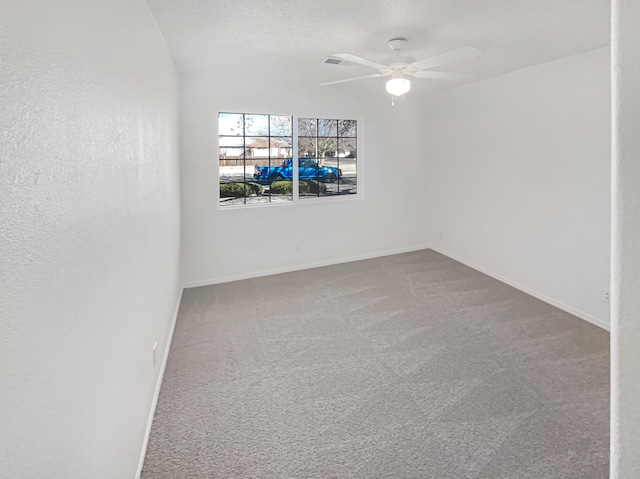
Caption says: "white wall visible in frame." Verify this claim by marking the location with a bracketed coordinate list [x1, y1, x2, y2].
[0, 1, 181, 478]
[180, 76, 427, 286]
[418, 47, 611, 328]
[611, 0, 640, 476]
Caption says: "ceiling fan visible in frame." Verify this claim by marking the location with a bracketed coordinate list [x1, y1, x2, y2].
[321, 38, 481, 98]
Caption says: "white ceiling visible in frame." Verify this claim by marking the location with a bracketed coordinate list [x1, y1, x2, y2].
[146, 0, 610, 95]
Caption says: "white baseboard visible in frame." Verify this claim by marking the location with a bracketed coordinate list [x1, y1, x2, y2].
[135, 287, 184, 479]
[430, 246, 610, 331]
[183, 244, 432, 288]
[184, 244, 609, 331]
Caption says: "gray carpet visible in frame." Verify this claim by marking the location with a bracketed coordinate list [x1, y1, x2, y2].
[142, 250, 609, 478]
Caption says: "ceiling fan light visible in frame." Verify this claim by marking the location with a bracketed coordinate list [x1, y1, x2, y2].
[386, 77, 411, 96]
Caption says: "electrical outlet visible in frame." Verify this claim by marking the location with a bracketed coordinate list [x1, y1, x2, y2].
[439, 231, 444, 239]
[152, 341, 158, 367]
[296, 244, 302, 254]
[602, 289, 610, 304]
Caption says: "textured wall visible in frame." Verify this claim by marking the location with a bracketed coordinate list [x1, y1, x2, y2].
[611, 0, 640, 476]
[418, 48, 611, 328]
[0, 1, 181, 478]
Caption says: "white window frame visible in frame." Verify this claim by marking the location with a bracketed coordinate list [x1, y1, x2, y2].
[217, 112, 363, 210]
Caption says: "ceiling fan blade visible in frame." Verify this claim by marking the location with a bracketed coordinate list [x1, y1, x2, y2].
[412, 70, 471, 81]
[319, 73, 387, 86]
[411, 46, 481, 70]
[332, 53, 388, 71]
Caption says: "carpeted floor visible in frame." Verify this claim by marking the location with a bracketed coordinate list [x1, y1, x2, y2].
[142, 250, 609, 478]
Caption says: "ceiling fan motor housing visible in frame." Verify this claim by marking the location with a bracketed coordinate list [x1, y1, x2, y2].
[388, 38, 408, 52]
[388, 56, 416, 69]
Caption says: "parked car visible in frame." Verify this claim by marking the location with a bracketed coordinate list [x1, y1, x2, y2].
[254, 158, 342, 184]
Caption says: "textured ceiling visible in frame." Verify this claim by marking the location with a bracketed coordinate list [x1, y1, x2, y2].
[145, 0, 610, 95]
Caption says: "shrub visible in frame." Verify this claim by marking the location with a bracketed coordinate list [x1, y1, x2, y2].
[297, 180, 327, 196]
[308, 180, 327, 195]
[268, 180, 328, 196]
[220, 182, 263, 198]
[269, 180, 293, 195]
[298, 181, 310, 194]
[246, 182, 263, 195]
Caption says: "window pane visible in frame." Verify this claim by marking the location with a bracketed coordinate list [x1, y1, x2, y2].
[245, 114, 269, 136]
[299, 157, 322, 199]
[338, 174, 357, 195]
[219, 113, 244, 136]
[246, 137, 270, 159]
[299, 179, 321, 198]
[298, 118, 316, 137]
[270, 115, 292, 136]
[338, 138, 356, 158]
[219, 158, 245, 183]
[298, 137, 317, 159]
[318, 138, 338, 159]
[219, 146, 244, 160]
[299, 158, 320, 181]
[218, 135, 244, 148]
[337, 137, 356, 194]
[270, 137, 293, 158]
[318, 119, 337, 137]
[338, 119, 356, 137]
[244, 165, 272, 206]
[219, 182, 246, 204]
[267, 178, 294, 203]
[338, 157, 356, 182]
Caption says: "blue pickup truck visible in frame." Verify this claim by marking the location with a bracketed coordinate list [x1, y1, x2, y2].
[254, 159, 342, 184]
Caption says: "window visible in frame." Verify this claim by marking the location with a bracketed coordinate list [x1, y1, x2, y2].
[219, 113, 293, 206]
[219, 113, 358, 207]
[298, 118, 357, 198]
